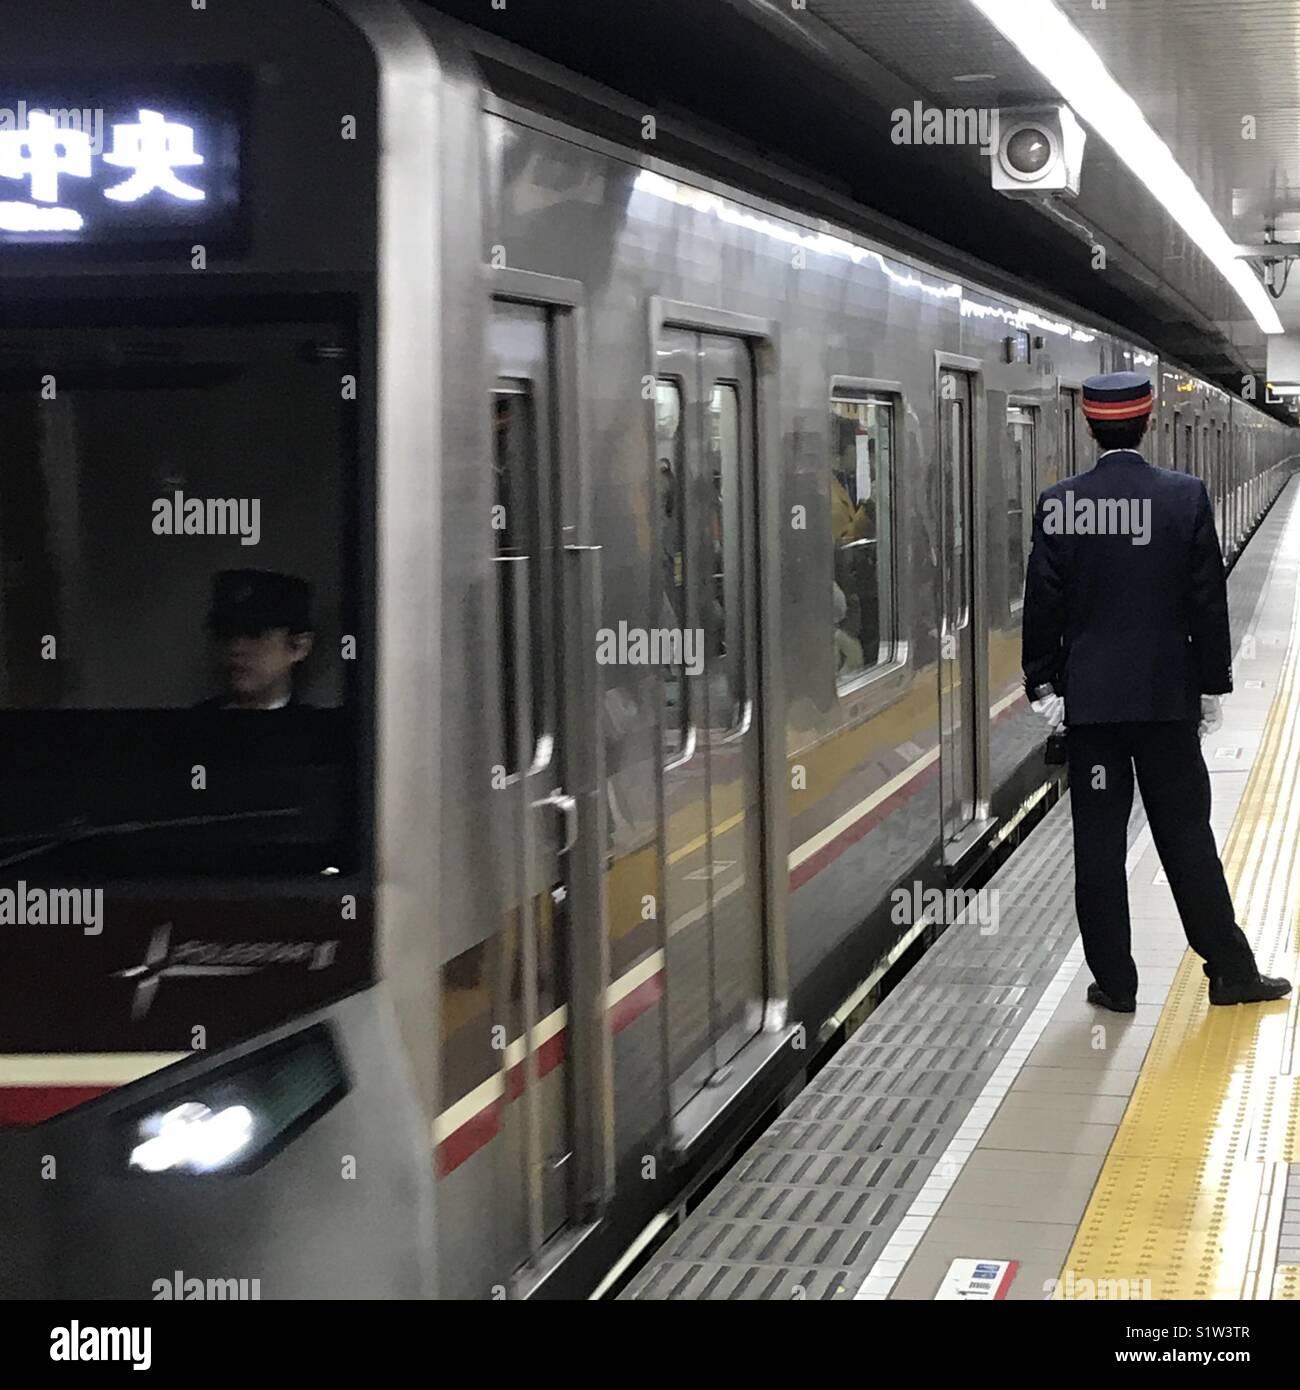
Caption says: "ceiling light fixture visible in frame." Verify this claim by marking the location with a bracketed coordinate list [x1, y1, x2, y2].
[968, 0, 1284, 334]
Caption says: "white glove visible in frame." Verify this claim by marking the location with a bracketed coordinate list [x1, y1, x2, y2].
[1031, 692, 1065, 730]
[1198, 694, 1222, 739]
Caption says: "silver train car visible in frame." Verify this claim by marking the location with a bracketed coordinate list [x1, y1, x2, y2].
[0, 0, 1293, 1300]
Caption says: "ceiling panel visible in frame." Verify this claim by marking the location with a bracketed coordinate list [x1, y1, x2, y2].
[800, 0, 1300, 360]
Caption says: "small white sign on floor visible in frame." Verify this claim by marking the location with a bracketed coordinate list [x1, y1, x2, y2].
[935, 1257, 1018, 1300]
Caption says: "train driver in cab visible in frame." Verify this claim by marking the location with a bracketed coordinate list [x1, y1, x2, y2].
[199, 568, 315, 710]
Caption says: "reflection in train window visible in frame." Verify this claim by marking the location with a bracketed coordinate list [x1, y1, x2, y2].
[656, 379, 688, 758]
[1006, 405, 1037, 609]
[493, 381, 546, 775]
[829, 391, 894, 687]
[707, 382, 744, 731]
[940, 390, 971, 632]
[1060, 387, 1079, 479]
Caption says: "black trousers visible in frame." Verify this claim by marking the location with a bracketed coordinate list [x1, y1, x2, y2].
[1067, 721, 1258, 998]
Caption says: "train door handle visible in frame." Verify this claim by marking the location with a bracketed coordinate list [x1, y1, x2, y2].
[719, 697, 753, 745]
[534, 789, 579, 853]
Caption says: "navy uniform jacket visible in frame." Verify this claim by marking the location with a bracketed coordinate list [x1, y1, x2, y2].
[1021, 449, 1232, 725]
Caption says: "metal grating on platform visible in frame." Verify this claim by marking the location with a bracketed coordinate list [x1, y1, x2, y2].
[622, 803, 1092, 1300]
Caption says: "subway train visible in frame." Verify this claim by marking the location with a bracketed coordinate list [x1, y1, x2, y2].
[0, 0, 1294, 1301]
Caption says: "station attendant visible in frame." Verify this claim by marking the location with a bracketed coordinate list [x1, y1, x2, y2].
[1021, 371, 1290, 1011]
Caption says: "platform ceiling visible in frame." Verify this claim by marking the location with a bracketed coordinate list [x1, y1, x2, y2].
[781, 0, 1300, 387]
[424, 0, 1300, 401]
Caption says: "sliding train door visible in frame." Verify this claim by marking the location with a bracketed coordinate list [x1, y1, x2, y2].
[656, 327, 765, 1117]
[936, 360, 991, 862]
[490, 288, 612, 1282]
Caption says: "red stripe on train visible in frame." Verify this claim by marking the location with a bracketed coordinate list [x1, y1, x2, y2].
[787, 695, 1024, 894]
[0, 1086, 111, 1127]
[435, 968, 665, 1176]
[608, 969, 664, 1036]
[436, 1099, 502, 1177]
[0, 697, 1031, 1163]
[788, 759, 943, 893]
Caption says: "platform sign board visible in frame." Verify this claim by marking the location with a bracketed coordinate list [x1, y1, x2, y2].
[935, 1257, 1018, 1300]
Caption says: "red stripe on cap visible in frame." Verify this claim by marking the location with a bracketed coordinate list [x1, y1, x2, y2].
[1082, 392, 1153, 420]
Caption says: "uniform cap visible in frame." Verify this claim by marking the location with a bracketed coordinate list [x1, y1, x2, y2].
[207, 570, 312, 638]
[1081, 370, 1154, 421]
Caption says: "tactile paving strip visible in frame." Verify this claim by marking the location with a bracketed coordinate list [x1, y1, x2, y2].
[1273, 1168, 1300, 1265]
[622, 484, 1295, 1302]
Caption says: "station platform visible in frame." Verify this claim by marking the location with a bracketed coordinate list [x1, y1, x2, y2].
[624, 477, 1300, 1302]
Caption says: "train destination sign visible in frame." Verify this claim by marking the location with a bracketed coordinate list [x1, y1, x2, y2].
[0, 85, 241, 245]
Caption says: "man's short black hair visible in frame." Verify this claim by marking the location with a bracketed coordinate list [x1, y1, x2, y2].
[1087, 415, 1149, 451]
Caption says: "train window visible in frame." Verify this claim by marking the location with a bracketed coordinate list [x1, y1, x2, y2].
[493, 380, 548, 775]
[0, 315, 358, 878]
[656, 380, 688, 757]
[829, 391, 895, 687]
[1005, 406, 1037, 608]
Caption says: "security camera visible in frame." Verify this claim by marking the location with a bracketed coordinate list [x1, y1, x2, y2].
[991, 105, 1086, 199]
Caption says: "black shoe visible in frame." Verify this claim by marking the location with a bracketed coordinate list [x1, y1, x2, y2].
[1086, 982, 1136, 1013]
[1208, 974, 1292, 1006]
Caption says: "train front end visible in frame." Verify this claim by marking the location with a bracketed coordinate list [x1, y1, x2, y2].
[0, 0, 444, 1298]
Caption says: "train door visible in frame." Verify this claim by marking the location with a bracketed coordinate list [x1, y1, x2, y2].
[937, 365, 985, 856]
[490, 296, 609, 1271]
[656, 328, 765, 1116]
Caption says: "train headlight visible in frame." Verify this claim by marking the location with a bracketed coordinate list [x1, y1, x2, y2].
[117, 1025, 346, 1175]
[129, 1102, 256, 1174]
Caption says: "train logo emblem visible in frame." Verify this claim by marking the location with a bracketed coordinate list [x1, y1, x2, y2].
[114, 923, 339, 1020]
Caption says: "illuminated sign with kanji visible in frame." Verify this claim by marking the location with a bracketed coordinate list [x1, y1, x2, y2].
[0, 80, 242, 246]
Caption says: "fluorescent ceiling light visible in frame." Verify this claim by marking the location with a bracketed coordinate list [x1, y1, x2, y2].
[969, 0, 1284, 335]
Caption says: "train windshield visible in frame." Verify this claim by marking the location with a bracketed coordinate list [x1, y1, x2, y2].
[0, 309, 361, 878]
